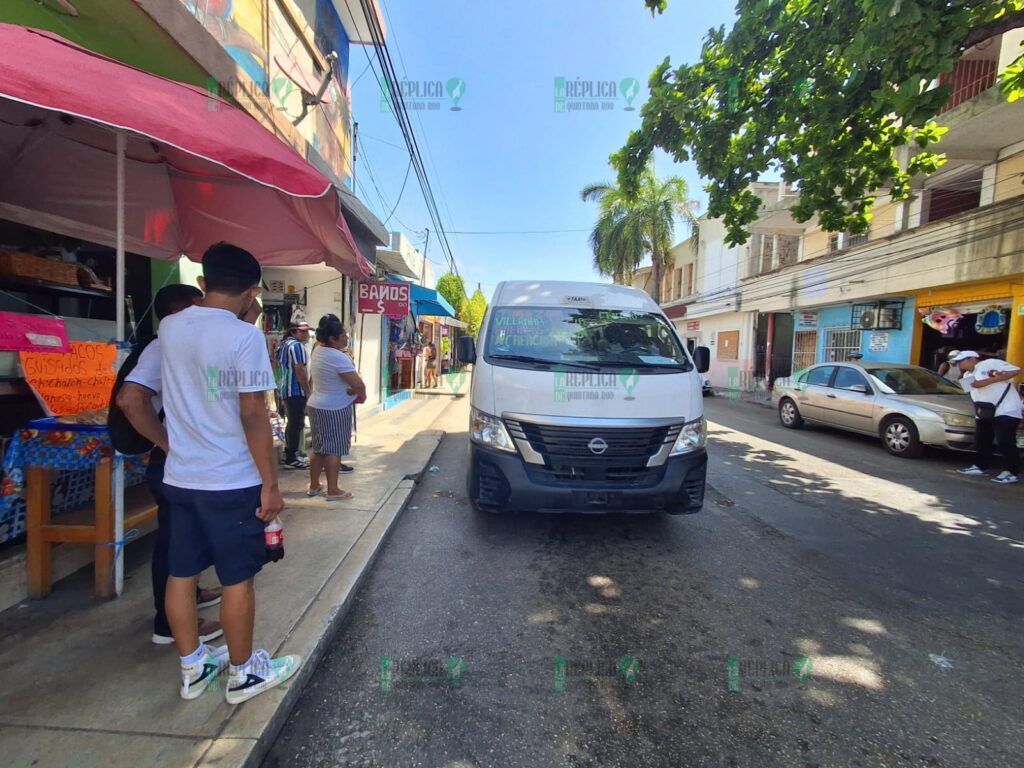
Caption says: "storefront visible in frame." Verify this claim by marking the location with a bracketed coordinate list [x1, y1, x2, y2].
[803, 298, 917, 368]
[0, 24, 368, 603]
[912, 280, 1024, 372]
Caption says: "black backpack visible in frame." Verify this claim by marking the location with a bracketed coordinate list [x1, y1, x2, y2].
[107, 337, 158, 455]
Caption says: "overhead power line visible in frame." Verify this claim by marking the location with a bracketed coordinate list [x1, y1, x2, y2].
[346, 0, 460, 278]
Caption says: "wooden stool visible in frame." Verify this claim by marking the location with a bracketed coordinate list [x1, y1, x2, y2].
[26, 459, 157, 599]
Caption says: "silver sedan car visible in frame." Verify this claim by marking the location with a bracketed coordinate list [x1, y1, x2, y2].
[772, 362, 975, 458]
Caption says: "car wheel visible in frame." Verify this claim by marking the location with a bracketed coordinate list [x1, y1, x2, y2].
[881, 416, 923, 458]
[778, 398, 804, 429]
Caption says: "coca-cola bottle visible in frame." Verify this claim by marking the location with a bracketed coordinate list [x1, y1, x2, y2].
[264, 517, 284, 562]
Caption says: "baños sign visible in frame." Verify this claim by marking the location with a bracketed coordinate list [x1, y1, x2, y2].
[358, 282, 410, 318]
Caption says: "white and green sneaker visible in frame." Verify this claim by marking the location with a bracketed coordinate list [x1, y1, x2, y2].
[225, 649, 301, 705]
[180, 644, 230, 700]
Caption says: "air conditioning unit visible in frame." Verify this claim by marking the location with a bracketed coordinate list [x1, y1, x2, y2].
[854, 301, 903, 330]
[858, 308, 879, 329]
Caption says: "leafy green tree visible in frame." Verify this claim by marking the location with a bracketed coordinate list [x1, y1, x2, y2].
[618, 0, 1024, 245]
[436, 272, 467, 316]
[581, 165, 698, 302]
[460, 288, 488, 336]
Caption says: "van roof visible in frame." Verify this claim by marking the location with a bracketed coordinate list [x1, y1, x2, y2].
[491, 280, 662, 312]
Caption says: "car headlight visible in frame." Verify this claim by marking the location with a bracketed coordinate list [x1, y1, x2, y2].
[470, 408, 516, 452]
[940, 412, 975, 428]
[670, 417, 706, 455]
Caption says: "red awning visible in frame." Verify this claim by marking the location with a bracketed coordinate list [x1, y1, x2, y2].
[0, 24, 371, 275]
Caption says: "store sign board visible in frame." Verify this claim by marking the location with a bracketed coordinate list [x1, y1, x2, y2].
[685, 320, 700, 331]
[869, 331, 889, 352]
[0, 312, 70, 353]
[20, 341, 117, 415]
[796, 311, 818, 328]
[359, 282, 410, 318]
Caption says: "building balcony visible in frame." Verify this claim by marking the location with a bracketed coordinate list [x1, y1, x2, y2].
[738, 196, 1024, 314]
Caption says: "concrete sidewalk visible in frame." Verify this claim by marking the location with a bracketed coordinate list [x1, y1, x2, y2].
[0, 395, 456, 768]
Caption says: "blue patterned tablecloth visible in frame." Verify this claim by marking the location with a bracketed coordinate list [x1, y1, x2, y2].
[0, 422, 147, 543]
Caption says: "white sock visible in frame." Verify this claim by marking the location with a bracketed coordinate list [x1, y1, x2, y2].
[230, 652, 257, 674]
[180, 644, 205, 666]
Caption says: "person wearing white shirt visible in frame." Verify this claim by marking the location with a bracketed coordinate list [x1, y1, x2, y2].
[157, 242, 300, 705]
[306, 314, 365, 501]
[115, 283, 224, 647]
[954, 350, 1021, 484]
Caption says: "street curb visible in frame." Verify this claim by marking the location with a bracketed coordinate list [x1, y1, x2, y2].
[198, 431, 445, 768]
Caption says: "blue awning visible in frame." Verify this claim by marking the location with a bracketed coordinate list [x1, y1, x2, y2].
[386, 279, 456, 319]
[410, 284, 456, 319]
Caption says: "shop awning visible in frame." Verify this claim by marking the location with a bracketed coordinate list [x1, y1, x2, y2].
[0, 24, 372, 276]
[410, 284, 457, 319]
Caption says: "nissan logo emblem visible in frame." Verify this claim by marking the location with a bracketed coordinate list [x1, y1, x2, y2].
[588, 437, 608, 455]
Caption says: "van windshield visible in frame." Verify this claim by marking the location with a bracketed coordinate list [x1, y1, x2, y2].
[484, 307, 692, 370]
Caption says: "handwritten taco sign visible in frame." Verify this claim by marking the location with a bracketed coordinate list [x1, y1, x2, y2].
[20, 341, 117, 415]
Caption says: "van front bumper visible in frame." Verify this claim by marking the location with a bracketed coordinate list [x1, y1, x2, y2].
[467, 443, 707, 514]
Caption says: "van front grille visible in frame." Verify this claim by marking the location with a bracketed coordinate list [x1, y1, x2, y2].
[505, 418, 679, 486]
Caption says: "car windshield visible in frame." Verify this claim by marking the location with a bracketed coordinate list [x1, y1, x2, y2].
[868, 367, 966, 396]
[484, 306, 692, 370]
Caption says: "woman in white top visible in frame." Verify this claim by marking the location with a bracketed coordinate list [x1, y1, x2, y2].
[938, 349, 962, 384]
[306, 315, 366, 500]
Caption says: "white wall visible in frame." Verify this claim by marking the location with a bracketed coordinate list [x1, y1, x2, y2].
[262, 266, 342, 330]
[353, 311, 383, 412]
[698, 217, 741, 297]
[677, 311, 755, 389]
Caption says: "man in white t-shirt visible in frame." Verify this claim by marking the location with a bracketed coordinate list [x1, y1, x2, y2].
[159, 243, 300, 704]
[954, 351, 1021, 484]
[115, 283, 225, 647]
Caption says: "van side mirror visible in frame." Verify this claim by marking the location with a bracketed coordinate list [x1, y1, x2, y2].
[457, 336, 477, 365]
[694, 346, 710, 373]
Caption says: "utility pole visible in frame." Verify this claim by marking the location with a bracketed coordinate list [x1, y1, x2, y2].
[421, 228, 430, 286]
[351, 121, 358, 189]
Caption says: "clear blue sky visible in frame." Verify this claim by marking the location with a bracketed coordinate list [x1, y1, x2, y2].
[350, 0, 738, 299]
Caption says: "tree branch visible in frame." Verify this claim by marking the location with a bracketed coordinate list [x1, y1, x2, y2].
[964, 10, 1024, 49]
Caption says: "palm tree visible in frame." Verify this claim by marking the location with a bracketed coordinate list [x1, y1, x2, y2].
[581, 166, 699, 303]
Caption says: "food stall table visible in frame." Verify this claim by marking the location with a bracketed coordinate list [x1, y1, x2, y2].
[4, 420, 155, 599]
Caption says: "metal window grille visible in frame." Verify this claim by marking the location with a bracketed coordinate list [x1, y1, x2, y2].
[823, 327, 862, 362]
[847, 232, 869, 247]
[828, 233, 841, 252]
[792, 330, 818, 373]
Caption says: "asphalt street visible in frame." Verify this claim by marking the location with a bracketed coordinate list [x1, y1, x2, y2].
[265, 395, 1021, 768]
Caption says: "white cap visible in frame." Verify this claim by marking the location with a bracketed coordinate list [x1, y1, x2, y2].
[946, 349, 960, 359]
[951, 350, 979, 363]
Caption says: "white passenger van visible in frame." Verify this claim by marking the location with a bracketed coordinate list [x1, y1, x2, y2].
[456, 280, 711, 514]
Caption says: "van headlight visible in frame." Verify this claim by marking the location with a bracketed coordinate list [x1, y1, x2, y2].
[470, 408, 516, 453]
[670, 417, 706, 455]
[940, 412, 975, 428]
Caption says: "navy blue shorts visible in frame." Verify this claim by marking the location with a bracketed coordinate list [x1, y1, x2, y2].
[163, 484, 264, 586]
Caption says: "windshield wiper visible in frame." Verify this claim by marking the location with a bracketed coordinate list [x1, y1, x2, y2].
[488, 354, 555, 368]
